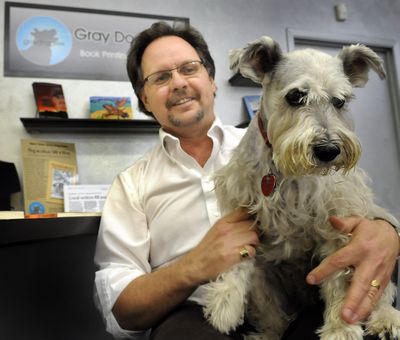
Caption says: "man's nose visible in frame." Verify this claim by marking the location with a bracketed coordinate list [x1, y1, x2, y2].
[169, 70, 188, 88]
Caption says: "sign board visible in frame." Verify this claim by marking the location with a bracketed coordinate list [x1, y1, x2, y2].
[4, 2, 189, 81]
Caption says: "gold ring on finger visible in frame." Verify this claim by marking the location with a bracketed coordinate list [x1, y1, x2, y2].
[370, 279, 381, 290]
[239, 247, 250, 259]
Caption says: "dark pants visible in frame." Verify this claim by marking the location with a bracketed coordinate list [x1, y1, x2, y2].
[150, 301, 380, 340]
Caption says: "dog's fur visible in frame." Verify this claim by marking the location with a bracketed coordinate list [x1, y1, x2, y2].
[202, 36, 400, 339]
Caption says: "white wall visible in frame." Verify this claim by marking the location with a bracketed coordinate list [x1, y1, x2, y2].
[1, 0, 400, 211]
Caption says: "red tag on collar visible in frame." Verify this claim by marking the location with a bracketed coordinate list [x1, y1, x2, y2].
[261, 174, 276, 196]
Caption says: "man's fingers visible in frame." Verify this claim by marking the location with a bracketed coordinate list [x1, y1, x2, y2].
[306, 245, 358, 285]
[329, 215, 363, 234]
[340, 265, 388, 323]
[224, 207, 252, 223]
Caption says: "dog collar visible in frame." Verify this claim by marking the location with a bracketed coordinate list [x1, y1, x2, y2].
[257, 112, 272, 148]
[256, 112, 277, 196]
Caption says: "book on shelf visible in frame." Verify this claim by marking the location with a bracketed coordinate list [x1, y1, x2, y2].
[0, 211, 25, 220]
[57, 211, 101, 218]
[89, 96, 133, 120]
[25, 212, 101, 219]
[32, 82, 68, 119]
[243, 95, 261, 120]
[25, 213, 58, 219]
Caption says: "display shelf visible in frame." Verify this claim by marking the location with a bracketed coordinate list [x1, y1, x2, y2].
[0, 216, 101, 246]
[20, 117, 160, 133]
[229, 72, 261, 87]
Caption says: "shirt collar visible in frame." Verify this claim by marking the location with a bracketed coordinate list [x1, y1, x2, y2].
[159, 117, 225, 168]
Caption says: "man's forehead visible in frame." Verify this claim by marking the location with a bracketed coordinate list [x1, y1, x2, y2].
[141, 36, 200, 70]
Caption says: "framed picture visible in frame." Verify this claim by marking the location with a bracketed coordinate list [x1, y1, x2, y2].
[243, 95, 261, 119]
[46, 161, 77, 203]
[4, 2, 189, 81]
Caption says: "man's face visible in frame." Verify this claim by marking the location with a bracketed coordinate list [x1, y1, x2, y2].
[140, 35, 217, 137]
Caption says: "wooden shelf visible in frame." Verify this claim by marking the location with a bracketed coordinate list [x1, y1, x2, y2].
[229, 72, 261, 87]
[20, 117, 160, 133]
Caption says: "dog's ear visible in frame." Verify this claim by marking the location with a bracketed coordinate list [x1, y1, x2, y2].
[229, 36, 282, 84]
[338, 44, 386, 87]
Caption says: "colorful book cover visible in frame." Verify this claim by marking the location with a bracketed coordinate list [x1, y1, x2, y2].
[32, 82, 68, 117]
[90, 96, 133, 119]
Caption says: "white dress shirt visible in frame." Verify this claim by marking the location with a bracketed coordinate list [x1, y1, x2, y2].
[94, 117, 246, 339]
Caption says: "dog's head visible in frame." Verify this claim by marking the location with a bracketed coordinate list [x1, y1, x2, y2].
[230, 37, 386, 177]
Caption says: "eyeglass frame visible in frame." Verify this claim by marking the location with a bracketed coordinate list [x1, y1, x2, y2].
[143, 60, 205, 86]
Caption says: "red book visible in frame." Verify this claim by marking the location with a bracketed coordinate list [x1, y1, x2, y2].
[32, 82, 68, 118]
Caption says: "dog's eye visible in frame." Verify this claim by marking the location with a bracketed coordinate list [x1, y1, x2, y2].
[332, 97, 345, 109]
[285, 89, 306, 106]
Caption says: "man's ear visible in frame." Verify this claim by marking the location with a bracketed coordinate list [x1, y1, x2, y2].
[337, 44, 386, 87]
[140, 92, 151, 112]
[229, 36, 283, 84]
[210, 77, 217, 96]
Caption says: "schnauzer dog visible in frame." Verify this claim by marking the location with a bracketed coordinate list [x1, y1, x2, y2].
[202, 36, 400, 339]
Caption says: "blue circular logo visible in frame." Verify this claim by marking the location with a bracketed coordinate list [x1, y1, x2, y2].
[16, 16, 72, 66]
[29, 201, 45, 214]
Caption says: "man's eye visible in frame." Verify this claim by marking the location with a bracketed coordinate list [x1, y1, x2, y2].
[285, 89, 307, 106]
[332, 97, 345, 109]
[153, 72, 171, 84]
[180, 65, 197, 75]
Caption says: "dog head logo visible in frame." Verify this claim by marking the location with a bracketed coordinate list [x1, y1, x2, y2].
[230, 37, 386, 177]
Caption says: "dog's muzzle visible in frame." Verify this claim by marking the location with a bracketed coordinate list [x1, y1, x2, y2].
[313, 143, 341, 162]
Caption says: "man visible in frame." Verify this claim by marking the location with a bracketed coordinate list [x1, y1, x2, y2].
[94, 22, 399, 340]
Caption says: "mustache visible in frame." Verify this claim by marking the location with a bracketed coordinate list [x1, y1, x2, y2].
[166, 89, 199, 109]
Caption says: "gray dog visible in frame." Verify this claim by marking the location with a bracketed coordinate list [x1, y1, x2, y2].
[202, 36, 400, 340]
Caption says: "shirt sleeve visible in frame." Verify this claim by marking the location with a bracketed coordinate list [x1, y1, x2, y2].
[369, 204, 399, 229]
[94, 168, 151, 339]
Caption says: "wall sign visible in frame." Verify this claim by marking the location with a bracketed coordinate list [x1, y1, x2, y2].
[4, 2, 189, 81]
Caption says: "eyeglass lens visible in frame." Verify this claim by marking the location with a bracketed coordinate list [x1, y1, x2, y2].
[145, 61, 203, 86]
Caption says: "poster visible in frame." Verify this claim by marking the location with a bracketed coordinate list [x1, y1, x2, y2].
[21, 139, 78, 214]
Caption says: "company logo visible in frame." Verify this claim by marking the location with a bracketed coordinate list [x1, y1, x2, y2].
[16, 16, 72, 66]
[29, 201, 45, 214]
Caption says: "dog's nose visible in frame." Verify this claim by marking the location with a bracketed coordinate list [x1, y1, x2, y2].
[313, 144, 340, 162]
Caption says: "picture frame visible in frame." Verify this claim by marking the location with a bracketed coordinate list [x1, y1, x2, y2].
[4, 2, 189, 81]
[46, 161, 77, 204]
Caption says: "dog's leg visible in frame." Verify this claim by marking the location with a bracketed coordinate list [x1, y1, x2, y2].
[244, 333, 278, 340]
[244, 265, 291, 340]
[365, 281, 400, 339]
[318, 272, 364, 340]
[202, 260, 255, 334]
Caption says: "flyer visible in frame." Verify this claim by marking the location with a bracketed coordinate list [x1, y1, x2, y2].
[21, 139, 78, 214]
[63, 184, 110, 213]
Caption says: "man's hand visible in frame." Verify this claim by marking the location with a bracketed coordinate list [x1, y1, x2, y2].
[306, 216, 399, 324]
[181, 208, 259, 285]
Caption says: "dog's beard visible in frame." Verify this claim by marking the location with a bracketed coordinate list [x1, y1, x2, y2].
[272, 126, 362, 177]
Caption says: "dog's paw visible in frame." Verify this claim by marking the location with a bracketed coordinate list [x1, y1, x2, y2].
[202, 280, 246, 334]
[202, 262, 254, 334]
[317, 323, 364, 340]
[366, 306, 400, 339]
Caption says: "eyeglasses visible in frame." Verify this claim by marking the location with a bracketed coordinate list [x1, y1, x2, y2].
[143, 60, 204, 86]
